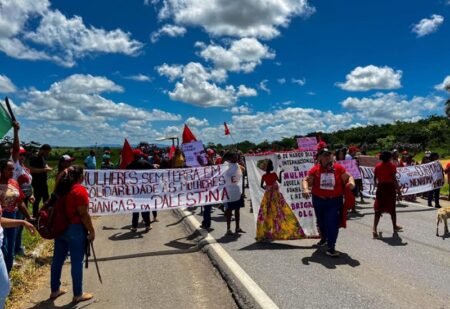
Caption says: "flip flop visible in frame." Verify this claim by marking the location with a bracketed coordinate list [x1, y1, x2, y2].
[73, 292, 94, 303]
[394, 226, 403, 232]
[50, 289, 67, 300]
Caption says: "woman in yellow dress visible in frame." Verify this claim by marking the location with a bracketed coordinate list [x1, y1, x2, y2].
[256, 159, 305, 241]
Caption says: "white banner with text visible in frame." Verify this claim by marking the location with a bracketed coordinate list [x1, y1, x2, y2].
[83, 164, 243, 215]
[245, 151, 319, 238]
[360, 161, 444, 197]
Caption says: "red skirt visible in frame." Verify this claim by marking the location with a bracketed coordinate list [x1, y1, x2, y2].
[374, 182, 396, 214]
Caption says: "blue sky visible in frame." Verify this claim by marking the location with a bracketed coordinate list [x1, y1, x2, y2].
[0, 0, 449, 146]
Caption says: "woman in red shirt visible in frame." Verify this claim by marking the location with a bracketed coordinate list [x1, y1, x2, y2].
[256, 159, 305, 241]
[50, 165, 95, 303]
[373, 151, 402, 238]
[302, 148, 355, 257]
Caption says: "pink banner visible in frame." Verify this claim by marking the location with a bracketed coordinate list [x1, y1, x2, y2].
[337, 160, 362, 179]
[296, 137, 317, 150]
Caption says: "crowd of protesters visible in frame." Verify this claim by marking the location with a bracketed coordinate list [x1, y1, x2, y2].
[0, 123, 448, 308]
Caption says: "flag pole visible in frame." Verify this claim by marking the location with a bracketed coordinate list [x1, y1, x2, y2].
[4, 97, 16, 122]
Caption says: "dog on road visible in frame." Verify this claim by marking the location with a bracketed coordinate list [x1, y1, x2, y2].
[436, 207, 450, 236]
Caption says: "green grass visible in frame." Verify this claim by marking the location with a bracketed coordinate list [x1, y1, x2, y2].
[442, 182, 449, 197]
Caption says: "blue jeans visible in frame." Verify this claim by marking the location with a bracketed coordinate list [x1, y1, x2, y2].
[202, 205, 212, 228]
[1, 210, 18, 273]
[0, 239, 10, 309]
[14, 210, 25, 256]
[51, 224, 86, 296]
[312, 196, 343, 251]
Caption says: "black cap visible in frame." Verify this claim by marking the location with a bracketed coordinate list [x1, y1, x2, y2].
[40, 144, 52, 150]
[318, 148, 332, 156]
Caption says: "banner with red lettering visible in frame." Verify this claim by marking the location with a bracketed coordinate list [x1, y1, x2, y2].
[245, 150, 319, 238]
[360, 161, 444, 197]
[83, 164, 243, 215]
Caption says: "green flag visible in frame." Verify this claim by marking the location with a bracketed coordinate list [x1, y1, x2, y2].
[0, 101, 12, 138]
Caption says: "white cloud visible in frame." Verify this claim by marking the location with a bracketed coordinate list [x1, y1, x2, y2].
[434, 76, 450, 91]
[15, 74, 180, 126]
[154, 0, 315, 39]
[197, 38, 275, 73]
[150, 24, 187, 43]
[226, 107, 353, 142]
[336, 65, 402, 91]
[277, 78, 286, 84]
[186, 117, 209, 126]
[157, 62, 257, 107]
[341, 92, 443, 123]
[292, 78, 305, 86]
[0, 74, 17, 93]
[412, 14, 444, 37]
[125, 74, 152, 82]
[259, 80, 270, 94]
[157, 63, 184, 81]
[0, 1, 143, 66]
[230, 105, 251, 114]
[237, 85, 257, 97]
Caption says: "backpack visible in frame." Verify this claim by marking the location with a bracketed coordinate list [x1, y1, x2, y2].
[37, 193, 70, 239]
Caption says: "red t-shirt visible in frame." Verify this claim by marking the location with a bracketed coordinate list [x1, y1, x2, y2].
[215, 157, 223, 165]
[262, 173, 278, 186]
[308, 163, 346, 198]
[445, 162, 450, 175]
[65, 184, 89, 224]
[374, 162, 397, 183]
[0, 179, 25, 212]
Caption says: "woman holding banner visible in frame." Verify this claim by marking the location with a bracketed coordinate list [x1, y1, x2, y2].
[256, 159, 305, 241]
[302, 148, 355, 257]
[373, 151, 403, 238]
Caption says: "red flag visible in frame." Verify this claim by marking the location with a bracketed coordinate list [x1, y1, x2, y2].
[182, 124, 197, 144]
[224, 122, 230, 135]
[119, 138, 134, 169]
[169, 145, 176, 159]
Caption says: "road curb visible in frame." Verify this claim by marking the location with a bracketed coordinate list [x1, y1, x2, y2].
[174, 208, 279, 309]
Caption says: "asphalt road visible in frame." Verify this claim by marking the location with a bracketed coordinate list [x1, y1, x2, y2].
[22, 212, 238, 309]
[189, 195, 450, 309]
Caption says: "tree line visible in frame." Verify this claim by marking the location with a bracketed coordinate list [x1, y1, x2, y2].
[208, 115, 450, 156]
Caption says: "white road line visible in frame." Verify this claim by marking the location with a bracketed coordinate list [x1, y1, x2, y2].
[180, 209, 279, 309]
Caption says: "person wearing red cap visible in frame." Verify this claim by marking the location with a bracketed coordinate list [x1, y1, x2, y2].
[302, 148, 355, 257]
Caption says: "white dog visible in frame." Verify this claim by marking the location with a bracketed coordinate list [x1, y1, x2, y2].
[436, 207, 450, 236]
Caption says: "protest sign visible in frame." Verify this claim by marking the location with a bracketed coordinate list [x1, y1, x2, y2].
[296, 137, 317, 151]
[246, 150, 319, 238]
[84, 164, 242, 215]
[360, 161, 444, 197]
[181, 141, 206, 167]
[337, 160, 361, 179]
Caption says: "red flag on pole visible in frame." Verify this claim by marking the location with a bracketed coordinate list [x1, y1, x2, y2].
[119, 138, 134, 169]
[182, 124, 197, 144]
[169, 145, 176, 159]
[224, 122, 230, 135]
